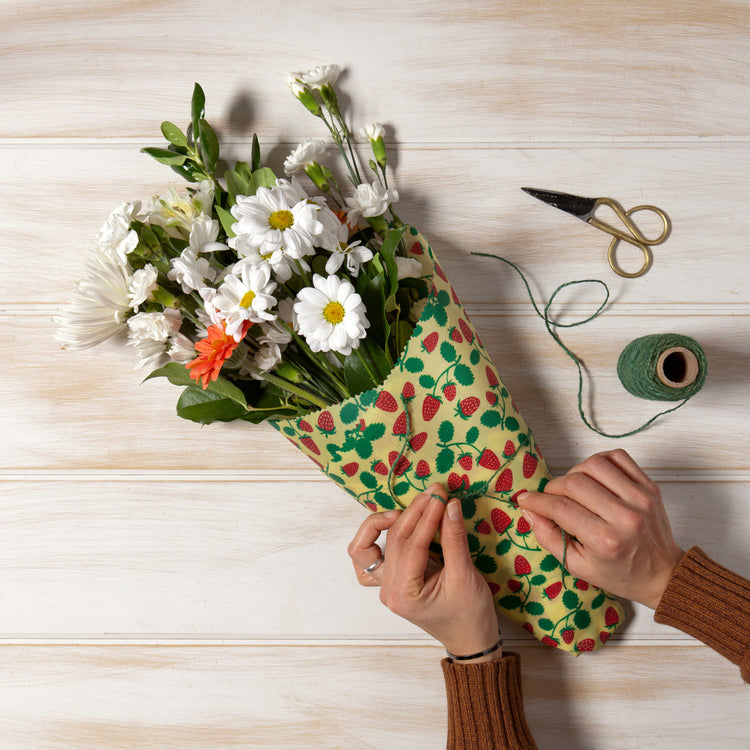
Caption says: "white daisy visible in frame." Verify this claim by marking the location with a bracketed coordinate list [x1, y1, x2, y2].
[345, 181, 399, 224]
[284, 137, 327, 176]
[228, 234, 304, 284]
[188, 214, 228, 254]
[229, 182, 323, 260]
[213, 262, 278, 339]
[294, 274, 369, 356]
[54, 245, 133, 349]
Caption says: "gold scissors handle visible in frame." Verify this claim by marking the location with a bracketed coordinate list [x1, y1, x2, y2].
[588, 197, 671, 278]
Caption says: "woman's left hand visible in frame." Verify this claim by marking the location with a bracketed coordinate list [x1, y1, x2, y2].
[347, 483, 501, 660]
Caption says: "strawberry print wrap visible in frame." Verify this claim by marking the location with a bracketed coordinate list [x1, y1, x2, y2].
[272, 228, 625, 652]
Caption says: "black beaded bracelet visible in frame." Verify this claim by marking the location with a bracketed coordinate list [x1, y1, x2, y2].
[446, 633, 504, 662]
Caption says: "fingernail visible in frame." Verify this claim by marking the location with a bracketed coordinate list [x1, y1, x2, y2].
[447, 500, 463, 521]
[383, 510, 400, 518]
[429, 492, 446, 505]
[516, 491, 529, 505]
[520, 509, 534, 529]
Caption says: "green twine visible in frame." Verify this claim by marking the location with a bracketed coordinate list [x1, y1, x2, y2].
[472, 252, 707, 438]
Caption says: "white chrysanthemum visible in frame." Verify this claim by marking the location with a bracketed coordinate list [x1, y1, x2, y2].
[147, 181, 214, 232]
[168, 248, 217, 293]
[213, 262, 277, 339]
[395, 256, 424, 279]
[294, 274, 369, 355]
[127, 264, 159, 309]
[126, 309, 182, 369]
[290, 64, 341, 89]
[188, 214, 228, 254]
[284, 137, 327, 176]
[345, 181, 399, 224]
[168, 332, 198, 364]
[229, 182, 323, 260]
[55, 246, 134, 349]
[97, 201, 141, 261]
[358, 122, 385, 141]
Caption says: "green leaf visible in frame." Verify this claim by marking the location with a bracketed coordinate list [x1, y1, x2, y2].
[539, 554, 561, 572]
[146, 362, 247, 408]
[418, 373, 435, 388]
[191, 83, 206, 142]
[354, 439, 373, 459]
[574, 609, 592, 629]
[403, 357, 424, 374]
[474, 554, 497, 574]
[467, 534, 480, 554]
[160, 120, 187, 148]
[340, 402, 360, 424]
[436, 447, 455, 473]
[439, 341, 457, 362]
[373, 490, 396, 510]
[251, 133, 262, 171]
[525, 601, 544, 616]
[562, 590, 580, 610]
[453, 364, 475, 386]
[362, 338, 392, 380]
[344, 352, 377, 395]
[360, 471, 378, 489]
[480, 410, 502, 428]
[215, 204, 236, 238]
[437, 420, 454, 443]
[496, 538, 512, 556]
[379, 225, 406, 299]
[141, 146, 187, 167]
[466, 426, 479, 444]
[591, 593, 606, 610]
[498, 595, 522, 611]
[363, 423, 386, 441]
[176, 387, 247, 424]
[530, 574, 547, 586]
[538, 617, 555, 632]
[225, 170, 250, 204]
[393, 481, 410, 497]
[461, 497, 476, 519]
[505, 416, 520, 432]
[247, 167, 277, 195]
[469, 349, 481, 365]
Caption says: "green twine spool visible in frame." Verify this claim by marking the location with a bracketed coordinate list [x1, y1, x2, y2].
[617, 334, 707, 401]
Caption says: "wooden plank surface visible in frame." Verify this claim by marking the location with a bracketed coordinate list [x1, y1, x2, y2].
[2, 0, 749, 747]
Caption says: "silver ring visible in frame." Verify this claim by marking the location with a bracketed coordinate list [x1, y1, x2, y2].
[363, 554, 385, 574]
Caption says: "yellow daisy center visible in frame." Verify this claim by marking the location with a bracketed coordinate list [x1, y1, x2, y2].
[240, 290, 256, 308]
[268, 209, 294, 231]
[322, 301, 345, 324]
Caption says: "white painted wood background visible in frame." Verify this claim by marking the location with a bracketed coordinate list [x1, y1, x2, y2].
[2, 1, 749, 747]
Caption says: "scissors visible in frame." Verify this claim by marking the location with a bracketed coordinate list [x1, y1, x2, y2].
[521, 187, 671, 278]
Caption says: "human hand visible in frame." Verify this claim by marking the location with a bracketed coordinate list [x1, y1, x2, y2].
[347, 483, 501, 660]
[518, 449, 685, 610]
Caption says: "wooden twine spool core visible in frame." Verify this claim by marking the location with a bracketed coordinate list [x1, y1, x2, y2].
[656, 346, 700, 389]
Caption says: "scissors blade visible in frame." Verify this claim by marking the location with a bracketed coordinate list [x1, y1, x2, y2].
[522, 188, 598, 223]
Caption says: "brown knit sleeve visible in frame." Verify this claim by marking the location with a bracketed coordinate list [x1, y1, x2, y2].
[655, 546, 750, 683]
[441, 651, 538, 750]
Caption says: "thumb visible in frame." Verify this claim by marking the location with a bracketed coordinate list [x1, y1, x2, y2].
[520, 506, 566, 562]
[440, 498, 475, 576]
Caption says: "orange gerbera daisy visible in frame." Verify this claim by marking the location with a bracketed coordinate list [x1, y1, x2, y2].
[186, 320, 250, 389]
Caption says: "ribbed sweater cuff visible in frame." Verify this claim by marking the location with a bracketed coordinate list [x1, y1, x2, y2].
[441, 652, 537, 750]
[655, 546, 750, 683]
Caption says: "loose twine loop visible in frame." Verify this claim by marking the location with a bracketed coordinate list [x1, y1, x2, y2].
[472, 253, 707, 439]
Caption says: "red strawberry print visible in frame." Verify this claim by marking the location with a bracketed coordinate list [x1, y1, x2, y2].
[486, 366, 499, 387]
[490, 508, 512, 533]
[478, 449, 500, 470]
[488, 582, 501, 595]
[495, 468, 513, 492]
[376, 391, 398, 412]
[402, 381, 415, 400]
[522, 452, 538, 479]
[514, 555, 532, 576]
[544, 581, 563, 600]
[541, 636, 559, 649]
[458, 319, 474, 343]
[373, 461, 388, 476]
[575, 579, 589, 591]
[457, 397, 480, 418]
[435, 264, 448, 282]
[365, 501, 377, 512]
[409, 432, 427, 451]
[300, 436, 320, 455]
[577, 639, 596, 652]
[605, 607, 620, 627]
[451, 286, 460, 304]
[342, 462, 359, 477]
[450, 327, 463, 343]
[599, 632, 610, 644]
[476, 520, 491, 535]
[387, 451, 410, 476]
[447, 473, 469, 492]
[422, 332, 439, 353]
[561, 629, 575, 644]
[422, 395, 441, 421]
[358, 419, 366, 431]
[516, 516, 532, 535]
[317, 410, 335, 433]
[507, 579, 522, 593]
[485, 391, 497, 406]
[503, 440, 515, 457]
[409, 241, 423, 255]
[298, 419, 313, 433]
[510, 490, 525, 507]
[443, 384, 457, 401]
[416, 460, 431, 478]
[458, 454, 473, 471]
[392, 411, 407, 435]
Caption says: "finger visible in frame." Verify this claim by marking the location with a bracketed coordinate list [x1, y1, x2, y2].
[439, 498, 475, 579]
[566, 450, 656, 506]
[353, 560, 384, 587]
[384, 485, 442, 561]
[397, 494, 447, 589]
[598, 449, 661, 499]
[518, 489, 604, 546]
[543, 471, 634, 527]
[347, 509, 400, 573]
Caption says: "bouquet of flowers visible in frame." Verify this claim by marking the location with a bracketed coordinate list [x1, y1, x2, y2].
[56, 65, 624, 652]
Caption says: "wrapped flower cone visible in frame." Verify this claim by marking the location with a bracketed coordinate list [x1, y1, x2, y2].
[274, 228, 625, 652]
